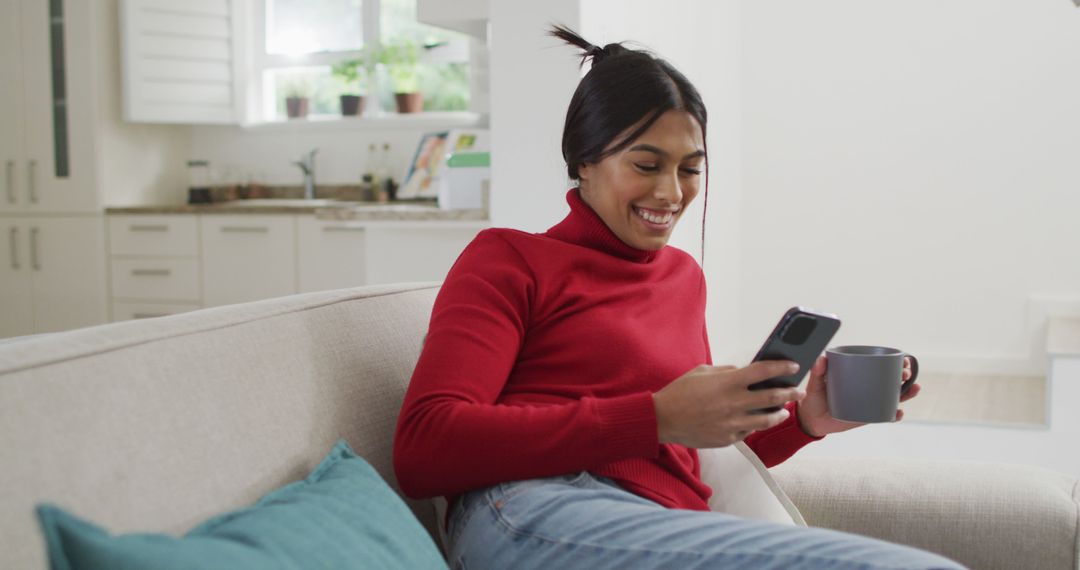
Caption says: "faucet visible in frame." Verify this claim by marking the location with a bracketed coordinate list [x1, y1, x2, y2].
[293, 148, 318, 200]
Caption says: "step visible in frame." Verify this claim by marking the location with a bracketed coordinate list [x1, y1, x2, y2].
[901, 372, 1047, 429]
[1047, 317, 1080, 357]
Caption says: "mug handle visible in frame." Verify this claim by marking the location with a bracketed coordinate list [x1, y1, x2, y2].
[901, 354, 919, 395]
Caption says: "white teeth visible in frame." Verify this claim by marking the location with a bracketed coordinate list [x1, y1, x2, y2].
[634, 207, 674, 225]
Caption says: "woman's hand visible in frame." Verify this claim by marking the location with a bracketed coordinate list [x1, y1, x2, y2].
[652, 361, 807, 449]
[797, 355, 922, 438]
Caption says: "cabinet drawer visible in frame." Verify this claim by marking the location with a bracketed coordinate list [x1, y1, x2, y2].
[109, 215, 198, 256]
[111, 301, 202, 322]
[111, 257, 200, 301]
[200, 215, 296, 307]
[297, 217, 367, 293]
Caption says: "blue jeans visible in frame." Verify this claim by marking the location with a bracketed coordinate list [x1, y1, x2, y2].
[446, 471, 966, 570]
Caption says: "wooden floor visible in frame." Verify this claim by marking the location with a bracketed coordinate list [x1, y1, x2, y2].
[899, 372, 1047, 427]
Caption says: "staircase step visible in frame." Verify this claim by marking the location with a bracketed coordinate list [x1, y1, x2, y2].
[901, 372, 1047, 428]
[1047, 317, 1080, 356]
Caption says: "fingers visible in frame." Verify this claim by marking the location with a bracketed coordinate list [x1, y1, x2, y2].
[738, 360, 800, 387]
[741, 406, 792, 432]
[899, 382, 921, 402]
[744, 387, 805, 418]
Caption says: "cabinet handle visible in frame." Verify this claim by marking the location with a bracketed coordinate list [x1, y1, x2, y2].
[8, 227, 18, 270]
[129, 224, 169, 232]
[5, 160, 14, 204]
[322, 226, 366, 233]
[30, 227, 40, 270]
[131, 268, 172, 277]
[221, 226, 269, 233]
[27, 160, 38, 204]
[133, 313, 168, 319]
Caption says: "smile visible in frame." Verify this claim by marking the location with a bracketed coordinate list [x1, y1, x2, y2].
[633, 206, 676, 226]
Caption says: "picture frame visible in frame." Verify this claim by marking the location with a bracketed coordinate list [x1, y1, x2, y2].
[397, 131, 450, 200]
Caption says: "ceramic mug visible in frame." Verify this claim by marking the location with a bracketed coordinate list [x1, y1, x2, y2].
[825, 345, 918, 423]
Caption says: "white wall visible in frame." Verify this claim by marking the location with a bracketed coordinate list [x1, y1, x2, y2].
[186, 125, 438, 191]
[580, 0, 744, 364]
[739, 0, 1080, 373]
[93, 0, 189, 207]
[488, 0, 582, 232]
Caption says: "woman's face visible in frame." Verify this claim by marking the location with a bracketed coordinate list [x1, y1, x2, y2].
[578, 110, 705, 251]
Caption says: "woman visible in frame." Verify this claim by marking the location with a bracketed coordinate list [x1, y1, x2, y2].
[393, 25, 962, 570]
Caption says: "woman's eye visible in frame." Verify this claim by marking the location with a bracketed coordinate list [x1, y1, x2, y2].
[681, 168, 702, 176]
[635, 163, 659, 172]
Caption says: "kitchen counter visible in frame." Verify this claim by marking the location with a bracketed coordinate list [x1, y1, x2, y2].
[105, 200, 489, 221]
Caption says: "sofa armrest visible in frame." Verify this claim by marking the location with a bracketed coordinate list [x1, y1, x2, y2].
[770, 456, 1079, 570]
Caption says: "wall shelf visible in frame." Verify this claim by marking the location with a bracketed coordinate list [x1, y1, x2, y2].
[241, 112, 486, 133]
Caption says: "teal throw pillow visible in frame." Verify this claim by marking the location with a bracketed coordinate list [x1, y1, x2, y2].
[36, 439, 448, 569]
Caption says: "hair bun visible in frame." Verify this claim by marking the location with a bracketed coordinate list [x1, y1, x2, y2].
[588, 44, 607, 65]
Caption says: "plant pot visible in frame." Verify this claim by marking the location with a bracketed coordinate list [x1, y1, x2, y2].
[285, 96, 310, 119]
[394, 92, 423, 114]
[340, 94, 365, 116]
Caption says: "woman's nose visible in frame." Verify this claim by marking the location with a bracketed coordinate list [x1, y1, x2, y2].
[654, 171, 683, 205]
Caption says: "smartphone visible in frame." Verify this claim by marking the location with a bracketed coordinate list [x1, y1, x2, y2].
[747, 307, 841, 413]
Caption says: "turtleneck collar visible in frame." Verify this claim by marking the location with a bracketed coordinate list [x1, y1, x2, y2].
[542, 188, 661, 264]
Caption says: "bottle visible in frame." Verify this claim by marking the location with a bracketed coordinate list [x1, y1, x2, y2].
[360, 143, 378, 202]
[187, 160, 212, 204]
[374, 142, 392, 203]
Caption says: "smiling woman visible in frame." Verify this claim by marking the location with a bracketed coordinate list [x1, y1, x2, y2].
[391, 23, 965, 570]
[577, 112, 706, 251]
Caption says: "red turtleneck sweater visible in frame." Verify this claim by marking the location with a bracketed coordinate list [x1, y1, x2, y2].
[393, 188, 820, 518]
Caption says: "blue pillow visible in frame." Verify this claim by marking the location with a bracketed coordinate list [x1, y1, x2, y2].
[36, 440, 448, 570]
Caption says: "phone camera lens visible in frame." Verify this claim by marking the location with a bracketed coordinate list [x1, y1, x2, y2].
[780, 315, 817, 345]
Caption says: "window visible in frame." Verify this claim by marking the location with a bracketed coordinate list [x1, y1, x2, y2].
[252, 0, 472, 122]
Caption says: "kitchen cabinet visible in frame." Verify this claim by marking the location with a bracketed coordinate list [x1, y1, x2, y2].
[363, 223, 480, 285]
[296, 217, 367, 293]
[104, 211, 488, 323]
[0, 216, 107, 337]
[0, 0, 99, 214]
[201, 215, 297, 307]
[107, 215, 203, 320]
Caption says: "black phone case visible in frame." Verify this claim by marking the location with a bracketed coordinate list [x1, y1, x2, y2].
[747, 307, 841, 413]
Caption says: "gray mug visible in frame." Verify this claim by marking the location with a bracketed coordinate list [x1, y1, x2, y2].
[825, 346, 919, 423]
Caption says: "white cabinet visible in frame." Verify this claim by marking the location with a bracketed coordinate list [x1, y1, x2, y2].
[107, 215, 202, 321]
[104, 212, 487, 323]
[0, 0, 98, 214]
[364, 223, 481, 285]
[0, 216, 106, 337]
[201, 215, 297, 307]
[296, 217, 367, 293]
[0, 0, 23, 213]
[0, 220, 33, 337]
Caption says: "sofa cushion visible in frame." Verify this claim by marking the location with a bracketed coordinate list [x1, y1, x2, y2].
[699, 442, 807, 525]
[36, 440, 448, 570]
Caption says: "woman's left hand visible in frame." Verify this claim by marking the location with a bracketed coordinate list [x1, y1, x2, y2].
[797, 355, 921, 438]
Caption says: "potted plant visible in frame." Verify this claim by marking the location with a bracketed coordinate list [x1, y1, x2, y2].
[331, 57, 369, 117]
[376, 39, 423, 113]
[283, 79, 312, 119]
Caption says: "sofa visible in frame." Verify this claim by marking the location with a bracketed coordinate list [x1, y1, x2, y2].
[1, 282, 1076, 569]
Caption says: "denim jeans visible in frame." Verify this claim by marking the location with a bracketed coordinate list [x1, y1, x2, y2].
[446, 471, 966, 570]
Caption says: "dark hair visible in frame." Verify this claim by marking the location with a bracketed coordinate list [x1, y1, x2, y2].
[548, 24, 710, 263]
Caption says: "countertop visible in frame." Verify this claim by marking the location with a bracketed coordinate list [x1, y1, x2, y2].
[105, 200, 489, 221]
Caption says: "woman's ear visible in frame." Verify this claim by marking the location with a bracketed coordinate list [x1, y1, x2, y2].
[577, 162, 591, 182]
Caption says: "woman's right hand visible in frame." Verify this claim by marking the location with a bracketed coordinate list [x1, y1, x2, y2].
[652, 361, 806, 448]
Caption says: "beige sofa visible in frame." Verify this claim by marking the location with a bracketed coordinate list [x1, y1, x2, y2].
[1, 282, 1076, 570]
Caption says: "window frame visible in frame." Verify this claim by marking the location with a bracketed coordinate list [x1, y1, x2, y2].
[249, 0, 378, 123]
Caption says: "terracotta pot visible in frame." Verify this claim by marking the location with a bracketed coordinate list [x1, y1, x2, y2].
[394, 92, 423, 113]
[285, 96, 309, 119]
[340, 95, 365, 116]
